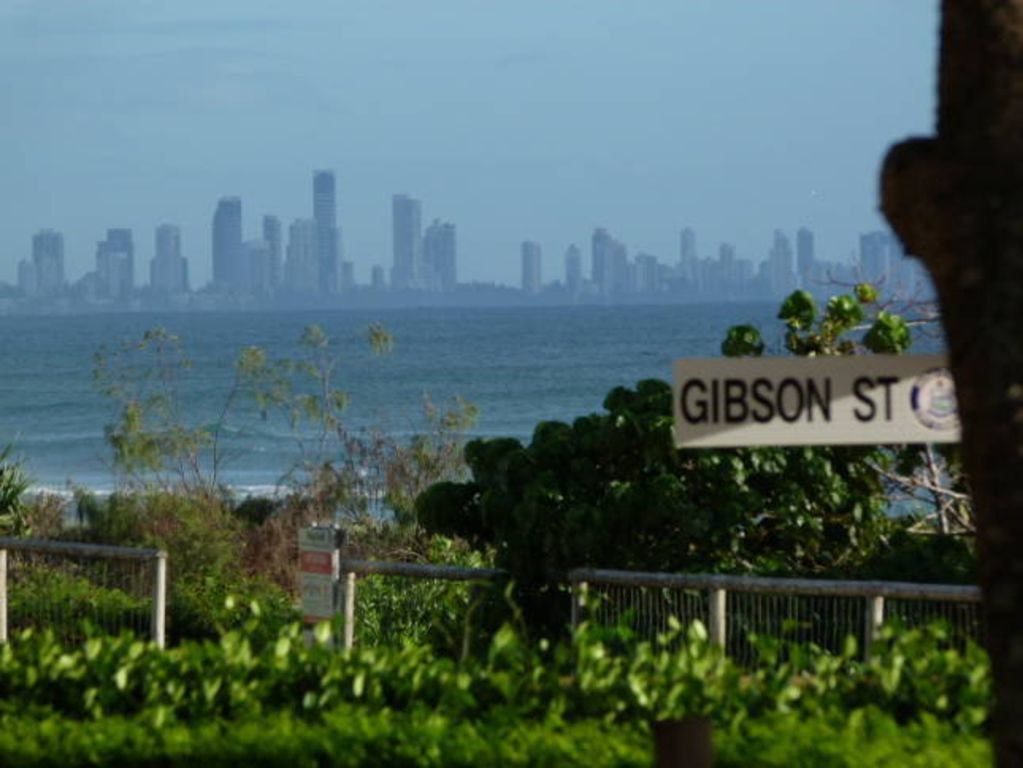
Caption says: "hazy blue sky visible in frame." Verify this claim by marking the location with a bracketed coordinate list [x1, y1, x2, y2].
[0, 0, 938, 287]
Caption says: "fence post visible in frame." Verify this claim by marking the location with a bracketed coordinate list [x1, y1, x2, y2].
[571, 580, 589, 631]
[343, 571, 356, 651]
[0, 548, 7, 644]
[709, 588, 727, 649]
[151, 551, 167, 649]
[864, 594, 884, 660]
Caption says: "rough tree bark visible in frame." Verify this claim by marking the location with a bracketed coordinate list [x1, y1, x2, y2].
[881, 2, 1023, 764]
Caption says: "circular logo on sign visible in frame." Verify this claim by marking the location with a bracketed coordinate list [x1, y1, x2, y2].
[910, 368, 959, 431]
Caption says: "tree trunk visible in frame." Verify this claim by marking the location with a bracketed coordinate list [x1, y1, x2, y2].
[881, 2, 1023, 765]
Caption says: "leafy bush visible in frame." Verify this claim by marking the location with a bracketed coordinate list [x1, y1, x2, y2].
[0, 707, 649, 768]
[0, 445, 31, 537]
[0, 706, 990, 768]
[418, 379, 892, 633]
[0, 610, 990, 732]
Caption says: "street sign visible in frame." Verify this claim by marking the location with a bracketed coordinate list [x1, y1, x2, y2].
[673, 354, 959, 448]
[298, 526, 339, 623]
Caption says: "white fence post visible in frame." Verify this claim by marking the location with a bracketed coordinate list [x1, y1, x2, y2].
[709, 588, 727, 649]
[0, 548, 7, 644]
[152, 552, 167, 649]
[343, 571, 356, 651]
[865, 594, 884, 660]
[571, 580, 589, 630]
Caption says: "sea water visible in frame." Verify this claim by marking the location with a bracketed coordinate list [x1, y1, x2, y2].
[2, 302, 790, 494]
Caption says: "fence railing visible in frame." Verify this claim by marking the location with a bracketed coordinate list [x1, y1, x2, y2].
[333, 559, 982, 660]
[338, 559, 505, 650]
[0, 538, 167, 648]
[568, 568, 983, 661]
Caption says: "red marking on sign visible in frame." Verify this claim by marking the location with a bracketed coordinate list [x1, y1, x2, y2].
[299, 551, 333, 574]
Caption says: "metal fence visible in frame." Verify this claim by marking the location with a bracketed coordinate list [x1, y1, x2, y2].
[332, 559, 982, 661]
[338, 559, 505, 651]
[569, 568, 983, 662]
[0, 538, 167, 648]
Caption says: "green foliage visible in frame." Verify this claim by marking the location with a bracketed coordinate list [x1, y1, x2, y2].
[93, 329, 213, 490]
[0, 708, 988, 768]
[0, 708, 649, 768]
[721, 325, 765, 357]
[74, 491, 298, 644]
[418, 379, 891, 632]
[864, 310, 913, 354]
[8, 568, 149, 643]
[715, 710, 990, 768]
[775, 284, 882, 356]
[355, 536, 500, 656]
[0, 445, 31, 537]
[778, 289, 817, 331]
[0, 615, 990, 737]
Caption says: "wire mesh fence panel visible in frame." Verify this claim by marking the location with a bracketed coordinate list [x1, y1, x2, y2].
[352, 573, 505, 654]
[6, 549, 155, 644]
[885, 597, 983, 650]
[585, 583, 708, 643]
[725, 591, 867, 666]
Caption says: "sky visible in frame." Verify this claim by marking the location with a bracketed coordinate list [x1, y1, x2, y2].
[0, 0, 939, 287]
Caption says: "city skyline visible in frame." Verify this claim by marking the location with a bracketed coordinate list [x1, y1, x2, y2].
[6, 166, 933, 313]
[0, 1, 938, 288]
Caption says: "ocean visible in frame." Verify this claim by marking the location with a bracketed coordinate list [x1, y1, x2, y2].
[2, 302, 787, 493]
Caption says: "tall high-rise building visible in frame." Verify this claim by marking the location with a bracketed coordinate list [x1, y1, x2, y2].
[564, 245, 582, 296]
[96, 229, 134, 299]
[262, 215, 283, 291]
[634, 253, 659, 294]
[340, 261, 355, 292]
[678, 227, 698, 290]
[32, 229, 65, 297]
[423, 219, 457, 291]
[313, 171, 339, 295]
[212, 197, 243, 290]
[766, 229, 796, 298]
[859, 231, 893, 286]
[796, 227, 816, 288]
[391, 194, 422, 290]
[521, 241, 542, 294]
[151, 224, 189, 294]
[284, 219, 318, 294]
[370, 265, 386, 290]
[591, 228, 616, 296]
[244, 240, 272, 294]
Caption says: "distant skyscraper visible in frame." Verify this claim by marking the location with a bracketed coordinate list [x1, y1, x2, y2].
[284, 219, 318, 294]
[521, 241, 542, 294]
[262, 215, 283, 291]
[678, 227, 699, 292]
[391, 194, 422, 290]
[564, 245, 582, 295]
[212, 197, 243, 290]
[31, 229, 64, 297]
[591, 228, 617, 296]
[96, 229, 134, 299]
[313, 171, 339, 295]
[423, 219, 457, 291]
[859, 231, 893, 287]
[766, 229, 796, 298]
[796, 227, 816, 288]
[151, 224, 188, 294]
[245, 240, 272, 294]
[634, 253, 659, 294]
[371, 265, 386, 290]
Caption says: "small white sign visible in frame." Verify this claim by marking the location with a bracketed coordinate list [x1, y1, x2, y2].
[298, 572, 335, 622]
[673, 355, 960, 448]
[299, 526, 339, 622]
